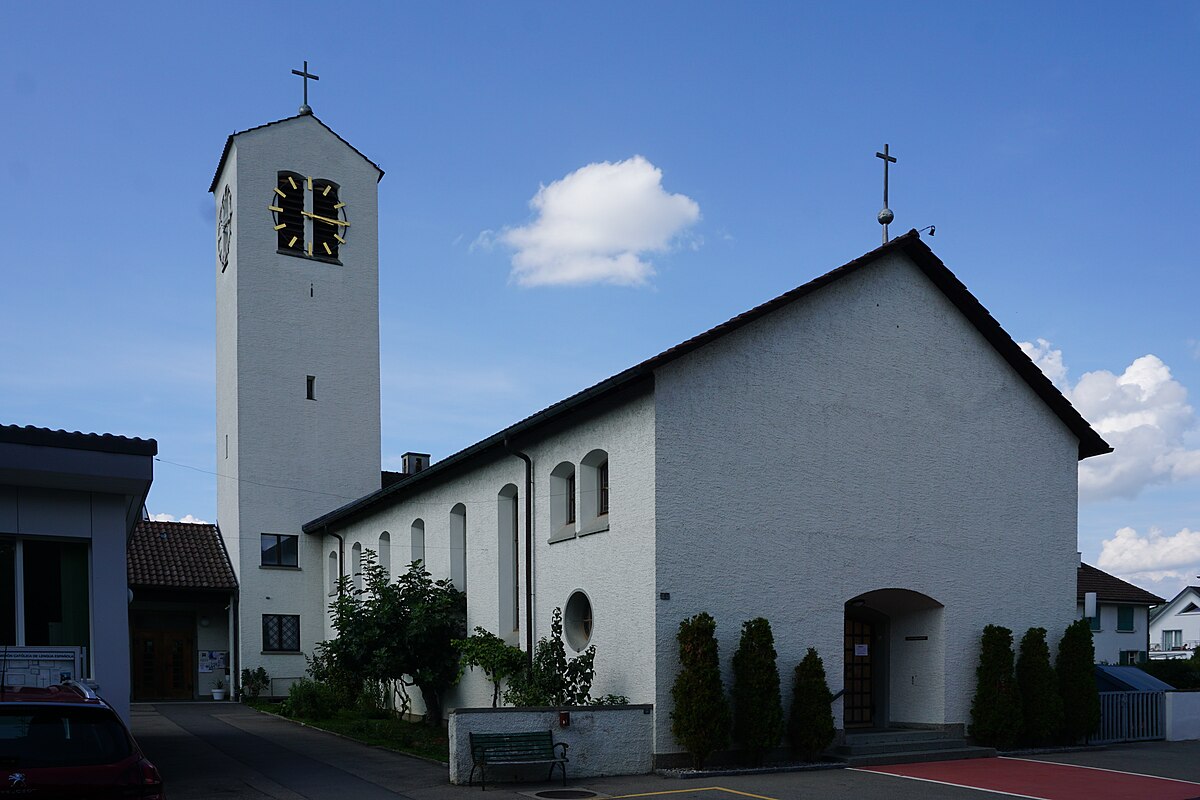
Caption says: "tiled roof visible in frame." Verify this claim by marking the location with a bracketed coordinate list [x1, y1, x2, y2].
[128, 520, 237, 590]
[0, 424, 157, 456]
[1077, 562, 1164, 605]
[306, 231, 1111, 535]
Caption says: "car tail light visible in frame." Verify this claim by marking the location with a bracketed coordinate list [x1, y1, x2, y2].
[121, 757, 165, 798]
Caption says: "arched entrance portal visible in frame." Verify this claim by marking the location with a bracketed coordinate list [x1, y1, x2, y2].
[844, 589, 945, 730]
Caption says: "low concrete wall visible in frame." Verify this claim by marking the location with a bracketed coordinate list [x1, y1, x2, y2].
[448, 705, 653, 784]
[1166, 691, 1200, 741]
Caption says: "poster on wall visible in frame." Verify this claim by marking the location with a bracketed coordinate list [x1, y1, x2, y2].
[199, 651, 229, 673]
[198, 651, 213, 673]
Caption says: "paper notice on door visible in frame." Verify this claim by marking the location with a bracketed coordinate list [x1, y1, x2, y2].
[854, 644, 869, 657]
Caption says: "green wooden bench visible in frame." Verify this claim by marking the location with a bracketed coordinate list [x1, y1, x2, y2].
[468, 731, 569, 790]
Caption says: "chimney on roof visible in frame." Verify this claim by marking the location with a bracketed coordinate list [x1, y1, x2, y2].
[402, 452, 430, 475]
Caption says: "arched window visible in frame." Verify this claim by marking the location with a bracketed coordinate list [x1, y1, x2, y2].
[549, 461, 576, 542]
[378, 531, 391, 578]
[497, 485, 519, 637]
[410, 519, 425, 570]
[579, 449, 610, 534]
[450, 504, 467, 593]
[327, 550, 339, 595]
[351, 541, 363, 593]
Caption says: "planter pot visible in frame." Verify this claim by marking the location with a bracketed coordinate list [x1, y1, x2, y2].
[211, 689, 227, 701]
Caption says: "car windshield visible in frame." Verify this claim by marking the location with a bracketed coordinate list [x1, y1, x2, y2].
[0, 706, 133, 767]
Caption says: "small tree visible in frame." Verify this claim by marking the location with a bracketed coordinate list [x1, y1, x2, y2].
[395, 562, 468, 725]
[505, 608, 596, 706]
[1056, 619, 1100, 743]
[1016, 627, 1063, 746]
[731, 618, 783, 765]
[670, 613, 730, 769]
[456, 627, 527, 707]
[787, 648, 835, 761]
[969, 625, 1023, 748]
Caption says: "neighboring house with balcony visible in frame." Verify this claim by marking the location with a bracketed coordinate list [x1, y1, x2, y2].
[1077, 561, 1164, 665]
[1148, 585, 1200, 661]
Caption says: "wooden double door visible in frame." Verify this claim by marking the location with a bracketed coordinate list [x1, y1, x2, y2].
[844, 618, 875, 728]
[131, 628, 194, 700]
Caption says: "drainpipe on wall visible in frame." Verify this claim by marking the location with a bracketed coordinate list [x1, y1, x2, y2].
[504, 439, 535, 666]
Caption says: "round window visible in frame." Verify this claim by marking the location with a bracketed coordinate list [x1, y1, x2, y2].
[563, 591, 593, 651]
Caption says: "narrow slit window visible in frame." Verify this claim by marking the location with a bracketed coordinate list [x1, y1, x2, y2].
[566, 472, 576, 525]
[597, 460, 609, 516]
[306, 375, 316, 400]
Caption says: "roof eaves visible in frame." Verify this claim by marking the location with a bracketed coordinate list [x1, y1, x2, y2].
[208, 113, 384, 193]
[0, 424, 158, 457]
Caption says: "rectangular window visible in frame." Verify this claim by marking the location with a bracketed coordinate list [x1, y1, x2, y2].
[1, 540, 15, 644]
[262, 614, 300, 652]
[306, 375, 316, 400]
[1088, 613, 1101, 632]
[566, 473, 576, 525]
[1117, 606, 1135, 632]
[22, 540, 89, 650]
[261, 534, 299, 567]
[1118, 650, 1143, 666]
[1164, 629, 1183, 649]
[597, 461, 609, 516]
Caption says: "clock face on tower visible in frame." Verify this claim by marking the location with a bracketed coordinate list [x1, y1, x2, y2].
[268, 171, 349, 261]
[217, 185, 232, 272]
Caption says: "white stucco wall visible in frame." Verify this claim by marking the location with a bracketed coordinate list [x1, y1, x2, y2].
[330, 390, 656, 716]
[1166, 692, 1200, 741]
[1077, 602, 1150, 664]
[448, 706, 654, 783]
[652, 252, 1082, 755]
[215, 115, 382, 686]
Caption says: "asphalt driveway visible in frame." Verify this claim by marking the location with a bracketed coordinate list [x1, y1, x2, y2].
[132, 703, 1200, 800]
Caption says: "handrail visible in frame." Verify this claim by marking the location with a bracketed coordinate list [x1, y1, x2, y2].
[831, 689, 845, 703]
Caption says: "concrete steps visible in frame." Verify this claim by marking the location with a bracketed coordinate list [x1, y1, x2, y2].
[831, 729, 996, 767]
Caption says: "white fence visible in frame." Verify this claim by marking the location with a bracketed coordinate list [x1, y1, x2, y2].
[1092, 691, 1165, 744]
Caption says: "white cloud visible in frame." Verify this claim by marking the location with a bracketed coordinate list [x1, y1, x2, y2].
[497, 156, 700, 287]
[149, 513, 210, 525]
[1018, 340, 1200, 502]
[1098, 526, 1200, 597]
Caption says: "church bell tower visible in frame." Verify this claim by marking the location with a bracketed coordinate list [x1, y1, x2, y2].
[210, 80, 383, 681]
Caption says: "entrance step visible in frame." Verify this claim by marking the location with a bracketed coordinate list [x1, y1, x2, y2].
[832, 729, 996, 767]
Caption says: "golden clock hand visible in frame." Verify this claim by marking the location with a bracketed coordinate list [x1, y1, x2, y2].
[301, 211, 350, 227]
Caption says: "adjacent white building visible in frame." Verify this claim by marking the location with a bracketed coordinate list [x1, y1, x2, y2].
[211, 108, 1111, 761]
[1149, 586, 1200, 661]
[1076, 561, 1164, 665]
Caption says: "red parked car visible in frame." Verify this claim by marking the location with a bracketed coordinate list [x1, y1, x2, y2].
[0, 679, 164, 798]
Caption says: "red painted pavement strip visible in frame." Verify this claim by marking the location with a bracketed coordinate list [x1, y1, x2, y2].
[854, 756, 1200, 800]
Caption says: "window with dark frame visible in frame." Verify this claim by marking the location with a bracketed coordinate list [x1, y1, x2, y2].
[597, 460, 609, 515]
[1117, 605, 1135, 632]
[566, 472, 576, 525]
[262, 614, 300, 652]
[261, 533, 299, 567]
[306, 375, 316, 401]
[1088, 614, 1101, 632]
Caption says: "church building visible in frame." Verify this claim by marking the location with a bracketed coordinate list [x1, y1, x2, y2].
[210, 102, 1109, 760]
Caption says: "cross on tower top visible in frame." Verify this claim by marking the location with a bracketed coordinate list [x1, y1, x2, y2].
[876, 143, 897, 244]
[291, 60, 320, 116]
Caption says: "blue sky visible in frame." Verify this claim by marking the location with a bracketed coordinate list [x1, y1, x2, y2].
[3, 2, 1199, 597]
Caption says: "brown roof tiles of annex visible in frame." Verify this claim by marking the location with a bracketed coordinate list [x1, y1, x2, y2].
[1078, 562, 1164, 605]
[128, 520, 237, 591]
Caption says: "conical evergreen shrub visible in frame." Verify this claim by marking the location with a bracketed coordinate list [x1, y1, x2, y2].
[670, 612, 731, 769]
[1016, 627, 1063, 746]
[731, 618, 783, 765]
[1056, 619, 1100, 743]
[968, 624, 1023, 748]
[787, 648, 835, 761]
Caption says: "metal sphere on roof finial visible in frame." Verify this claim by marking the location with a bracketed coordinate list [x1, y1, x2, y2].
[299, 104, 312, 115]
[878, 207, 894, 226]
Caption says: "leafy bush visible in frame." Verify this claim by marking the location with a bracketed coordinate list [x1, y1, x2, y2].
[240, 667, 271, 701]
[787, 648, 835, 761]
[455, 627, 527, 707]
[591, 694, 630, 706]
[670, 612, 730, 769]
[505, 608, 596, 706]
[731, 618, 783, 765]
[1141, 658, 1200, 690]
[969, 625, 1023, 748]
[1015, 627, 1063, 746]
[284, 678, 338, 720]
[1056, 619, 1100, 743]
